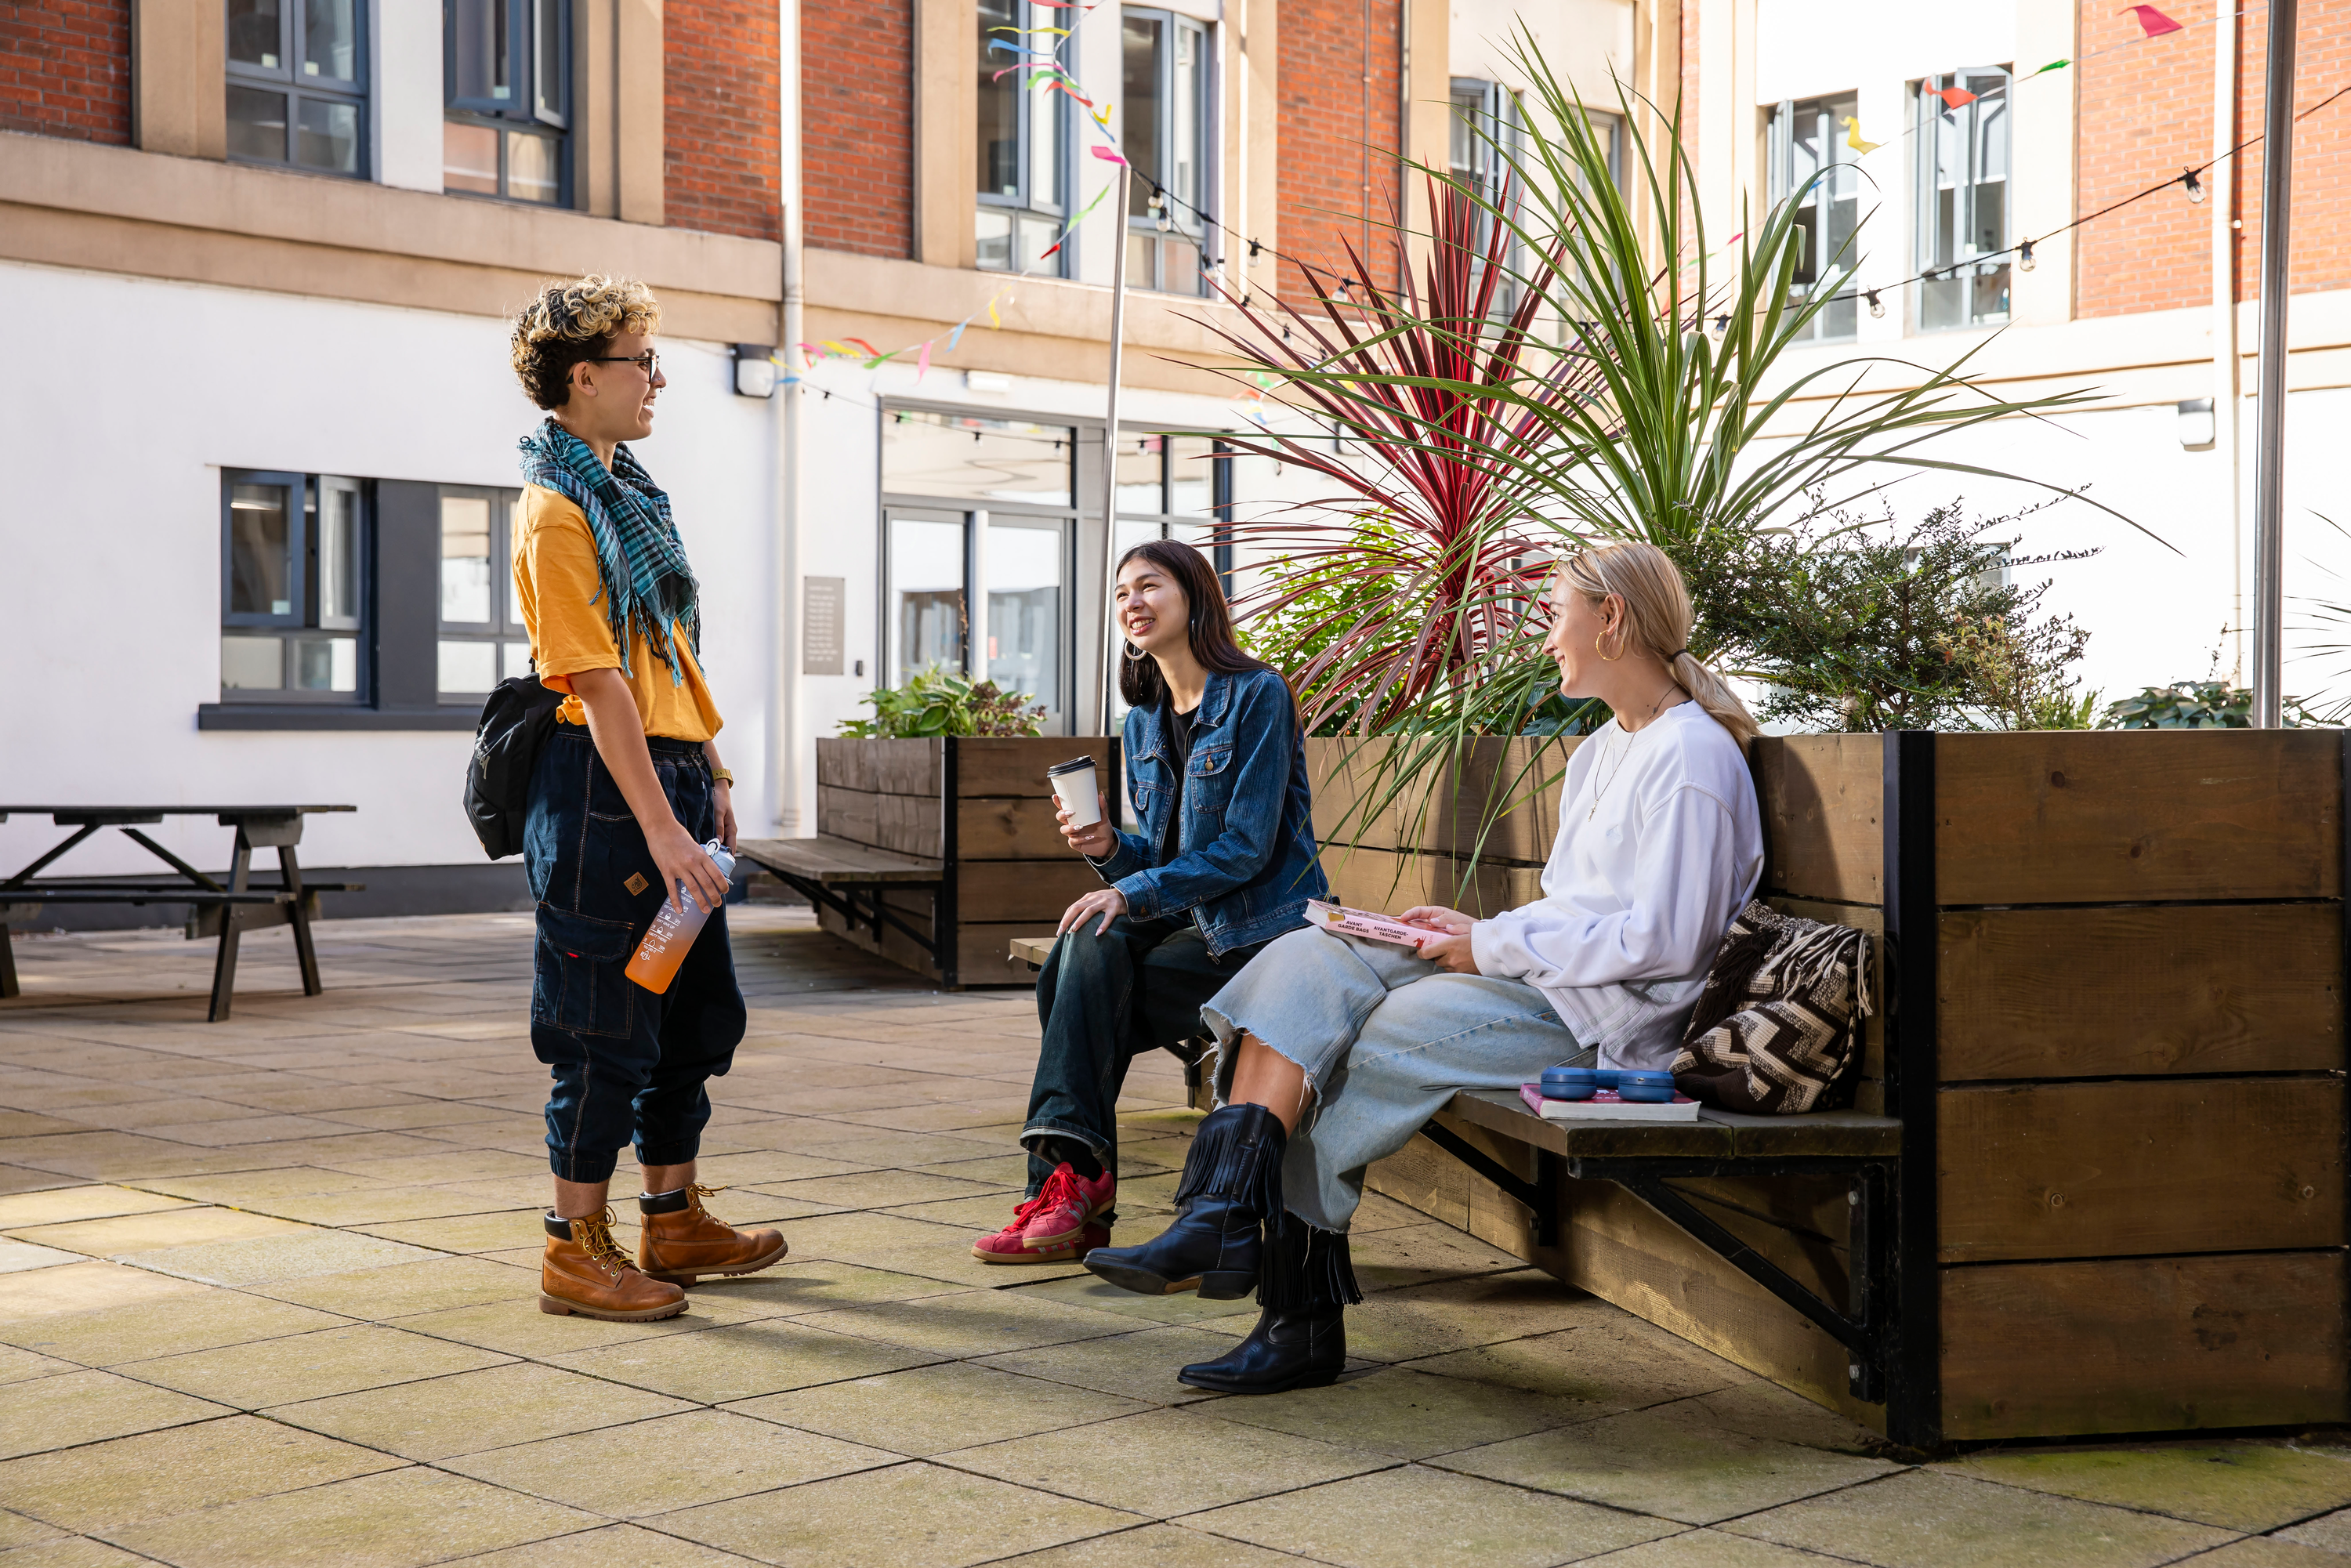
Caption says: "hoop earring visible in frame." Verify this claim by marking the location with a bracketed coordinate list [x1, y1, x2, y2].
[1596, 634, 1624, 664]
[1123, 639, 1147, 661]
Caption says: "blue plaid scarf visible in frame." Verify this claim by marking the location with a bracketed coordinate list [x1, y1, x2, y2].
[517, 418, 701, 684]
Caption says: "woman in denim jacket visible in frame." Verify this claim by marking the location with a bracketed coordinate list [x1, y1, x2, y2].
[972, 541, 1326, 1266]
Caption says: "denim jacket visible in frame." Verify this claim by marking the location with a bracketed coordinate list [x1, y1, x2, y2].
[1089, 666, 1328, 957]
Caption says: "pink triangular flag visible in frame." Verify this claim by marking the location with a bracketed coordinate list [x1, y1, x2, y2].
[2122, 4, 2184, 36]
[915, 339, 931, 383]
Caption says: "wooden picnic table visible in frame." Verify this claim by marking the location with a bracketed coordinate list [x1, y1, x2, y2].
[0, 804, 360, 1021]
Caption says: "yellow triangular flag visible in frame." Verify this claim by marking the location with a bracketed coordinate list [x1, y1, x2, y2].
[1843, 116, 1882, 154]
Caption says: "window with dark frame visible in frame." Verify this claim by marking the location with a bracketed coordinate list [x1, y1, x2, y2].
[444, 0, 569, 205]
[436, 487, 531, 700]
[1914, 67, 2011, 331]
[1448, 78, 1524, 312]
[226, 0, 368, 177]
[1122, 8, 1212, 296]
[1109, 429, 1232, 722]
[1769, 92, 1861, 342]
[978, 0, 1070, 276]
[219, 470, 369, 701]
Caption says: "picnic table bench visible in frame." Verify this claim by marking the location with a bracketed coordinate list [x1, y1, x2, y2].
[738, 835, 948, 972]
[0, 805, 360, 1022]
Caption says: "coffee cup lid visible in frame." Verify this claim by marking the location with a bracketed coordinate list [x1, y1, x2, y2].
[1046, 757, 1097, 777]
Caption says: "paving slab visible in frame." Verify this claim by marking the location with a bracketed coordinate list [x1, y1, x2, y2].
[552, 1315, 950, 1403]
[730, 1360, 1153, 1457]
[0, 1291, 350, 1367]
[1721, 1468, 2238, 1568]
[1186, 1462, 1679, 1568]
[119, 1322, 513, 1407]
[1936, 1443, 2351, 1533]
[0, 1414, 402, 1530]
[657, 1460, 1142, 1568]
[0, 1368, 231, 1460]
[267, 1360, 694, 1460]
[447, 1408, 897, 1515]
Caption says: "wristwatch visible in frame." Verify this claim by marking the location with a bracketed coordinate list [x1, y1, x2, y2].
[711, 767, 735, 787]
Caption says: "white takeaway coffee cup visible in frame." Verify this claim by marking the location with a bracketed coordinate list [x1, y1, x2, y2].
[1047, 756, 1103, 829]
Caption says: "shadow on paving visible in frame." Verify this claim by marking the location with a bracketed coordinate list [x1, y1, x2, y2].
[2, 908, 2349, 1567]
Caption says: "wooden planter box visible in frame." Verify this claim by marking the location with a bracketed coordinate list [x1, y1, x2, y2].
[1312, 730, 2350, 1446]
[810, 736, 1116, 986]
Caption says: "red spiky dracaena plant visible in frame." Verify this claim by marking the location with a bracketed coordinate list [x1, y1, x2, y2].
[1200, 174, 1606, 740]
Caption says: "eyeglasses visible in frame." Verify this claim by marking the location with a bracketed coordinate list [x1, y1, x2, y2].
[589, 350, 661, 380]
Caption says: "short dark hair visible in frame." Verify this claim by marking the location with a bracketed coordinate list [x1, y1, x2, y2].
[1115, 539, 1288, 712]
[509, 275, 661, 411]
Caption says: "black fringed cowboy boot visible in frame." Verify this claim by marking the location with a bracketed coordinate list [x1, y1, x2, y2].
[1082, 1103, 1285, 1299]
[1177, 1220, 1359, 1394]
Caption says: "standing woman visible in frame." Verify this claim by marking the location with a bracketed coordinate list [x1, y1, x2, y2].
[973, 541, 1328, 1263]
[510, 276, 788, 1323]
[1085, 541, 1764, 1392]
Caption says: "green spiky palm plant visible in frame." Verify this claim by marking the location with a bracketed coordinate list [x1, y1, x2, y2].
[1200, 36, 2154, 891]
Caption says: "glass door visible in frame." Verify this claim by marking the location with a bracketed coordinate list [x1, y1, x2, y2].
[886, 509, 969, 688]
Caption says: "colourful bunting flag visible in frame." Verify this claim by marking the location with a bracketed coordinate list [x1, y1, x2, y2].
[2025, 58, 2071, 78]
[2121, 4, 2183, 36]
[1842, 116, 1881, 154]
[1936, 86, 1978, 110]
[1090, 144, 1128, 165]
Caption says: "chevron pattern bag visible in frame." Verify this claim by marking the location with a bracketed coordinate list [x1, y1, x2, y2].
[1670, 900, 1873, 1114]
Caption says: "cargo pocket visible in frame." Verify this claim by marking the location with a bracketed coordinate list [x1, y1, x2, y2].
[532, 904, 638, 1038]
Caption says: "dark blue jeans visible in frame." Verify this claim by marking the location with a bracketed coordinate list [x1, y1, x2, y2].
[1020, 915, 1266, 1196]
[523, 723, 745, 1183]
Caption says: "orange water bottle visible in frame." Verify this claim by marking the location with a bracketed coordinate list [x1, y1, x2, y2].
[625, 840, 736, 994]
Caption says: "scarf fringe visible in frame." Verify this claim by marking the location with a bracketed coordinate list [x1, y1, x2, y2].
[1259, 1221, 1361, 1313]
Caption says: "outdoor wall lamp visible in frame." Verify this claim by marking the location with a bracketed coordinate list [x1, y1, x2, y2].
[730, 344, 777, 398]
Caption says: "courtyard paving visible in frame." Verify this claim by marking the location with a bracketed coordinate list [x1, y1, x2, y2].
[0, 909, 2348, 1567]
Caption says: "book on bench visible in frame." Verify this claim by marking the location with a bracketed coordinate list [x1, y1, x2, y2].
[1519, 1083, 1703, 1122]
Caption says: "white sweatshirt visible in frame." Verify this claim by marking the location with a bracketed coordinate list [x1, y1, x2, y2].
[1468, 701, 1764, 1071]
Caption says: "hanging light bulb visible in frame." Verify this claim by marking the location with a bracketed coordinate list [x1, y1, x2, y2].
[2183, 167, 2206, 204]
[1710, 313, 1731, 336]
[2018, 238, 2037, 273]
[1866, 288, 1885, 319]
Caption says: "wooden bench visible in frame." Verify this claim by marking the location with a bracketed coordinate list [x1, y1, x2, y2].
[1009, 934, 1213, 1098]
[1, 804, 362, 1023]
[737, 835, 948, 972]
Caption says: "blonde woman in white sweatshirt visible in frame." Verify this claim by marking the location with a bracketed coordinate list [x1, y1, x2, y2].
[1082, 541, 1764, 1395]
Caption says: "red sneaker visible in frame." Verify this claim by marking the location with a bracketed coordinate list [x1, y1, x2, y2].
[971, 1171, 1114, 1265]
[1020, 1162, 1117, 1249]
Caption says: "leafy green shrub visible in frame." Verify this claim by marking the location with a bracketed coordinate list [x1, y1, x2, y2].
[1677, 500, 2096, 732]
[838, 665, 1046, 738]
[2100, 682, 2323, 729]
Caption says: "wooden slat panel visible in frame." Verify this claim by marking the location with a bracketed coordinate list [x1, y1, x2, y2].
[1936, 1078, 2345, 1262]
[958, 737, 1111, 798]
[814, 740, 863, 790]
[875, 795, 941, 859]
[868, 739, 944, 797]
[1438, 737, 1579, 864]
[958, 859, 1112, 923]
[1755, 735, 1883, 907]
[1934, 730, 2342, 904]
[815, 787, 878, 848]
[1941, 1251, 2350, 1439]
[1306, 737, 1411, 850]
[958, 796, 1074, 860]
[1552, 1179, 1886, 1432]
[956, 922, 1058, 985]
[1320, 846, 1444, 912]
[1939, 905, 2344, 1081]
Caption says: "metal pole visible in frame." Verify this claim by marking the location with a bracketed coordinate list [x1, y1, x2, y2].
[2252, 0, 2297, 726]
[1096, 158, 1135, 735]
[2213, 2, 2243, 683]
[770, 0, 806, 835]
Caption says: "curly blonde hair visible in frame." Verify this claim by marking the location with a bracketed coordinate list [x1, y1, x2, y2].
[509, 275, 662, 410]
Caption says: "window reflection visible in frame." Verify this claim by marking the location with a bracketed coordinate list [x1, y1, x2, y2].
[229, 483, 294, 618]
[987, 520, 1063, 715]
[882, 411, 1074, 505]
[440, 496, 494, 624]
[889, 515, 967, 686]
[1115, 433, 1164, 513]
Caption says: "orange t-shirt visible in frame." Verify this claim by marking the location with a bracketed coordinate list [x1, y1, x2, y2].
[512, 483, 723, 741]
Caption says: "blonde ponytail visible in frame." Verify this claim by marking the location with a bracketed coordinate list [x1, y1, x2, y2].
[1562, 543, 1759, 747]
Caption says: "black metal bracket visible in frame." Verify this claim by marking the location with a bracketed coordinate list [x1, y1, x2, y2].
[1571, 1155, 1893, 1403]
[766, 868, 947, 971]
[1417, 1117, 1564, 1247]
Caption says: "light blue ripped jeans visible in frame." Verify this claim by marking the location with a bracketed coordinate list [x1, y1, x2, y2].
[1200, 925, 1588, 1233]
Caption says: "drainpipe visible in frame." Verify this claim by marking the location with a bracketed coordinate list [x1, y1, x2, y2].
[775, 0, 806, 831]
[2251, 0, 2297, 727]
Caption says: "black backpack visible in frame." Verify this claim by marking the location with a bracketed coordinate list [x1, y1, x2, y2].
[465, 671, 563, 859]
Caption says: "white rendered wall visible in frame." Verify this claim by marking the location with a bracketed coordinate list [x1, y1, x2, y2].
[0, 261, 779, 878]
[374, 0, 444, 193]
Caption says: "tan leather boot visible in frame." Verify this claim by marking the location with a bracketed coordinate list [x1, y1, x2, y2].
[539, 1208, 687, 1320]
[638, 1184, 788, 1285]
